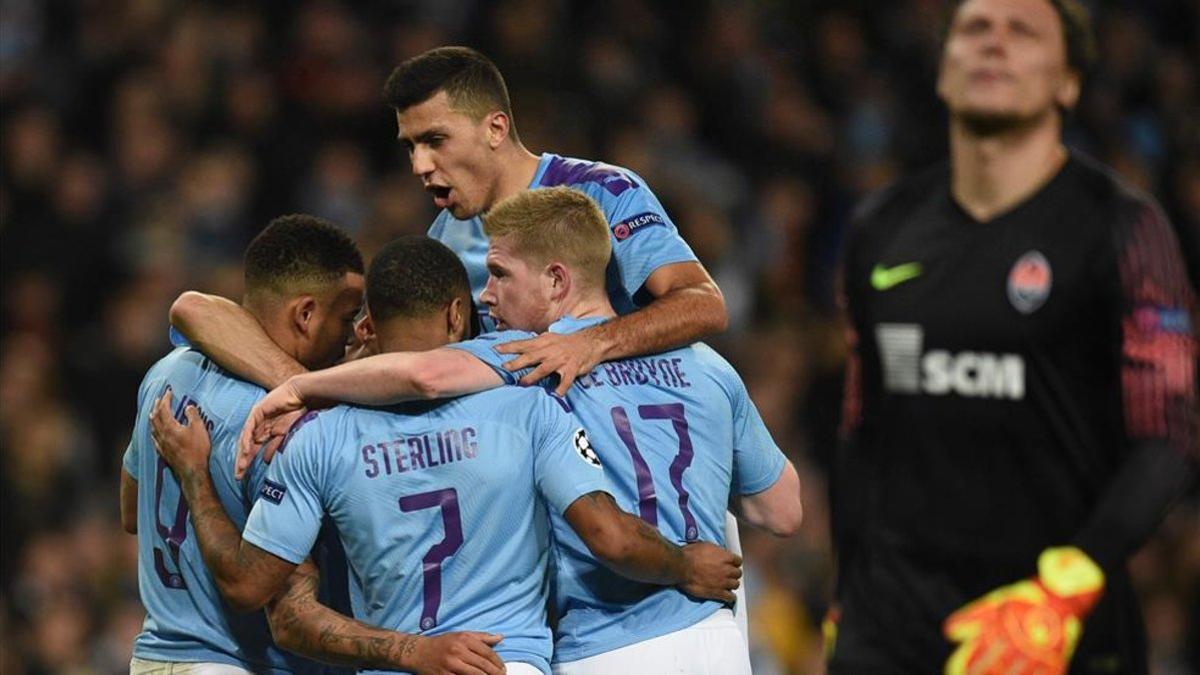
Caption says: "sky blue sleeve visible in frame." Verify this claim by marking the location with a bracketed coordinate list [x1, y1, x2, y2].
[123, 371, 156, 475]
[605, 181, 699, 297]
[242, 417, 329, 564]
[531, 392, 612, 514]
[444, 331, 537, 384]
[726, 371, 787, 496]
[123, 440, 138, 476]
[240, 450, 273, 512]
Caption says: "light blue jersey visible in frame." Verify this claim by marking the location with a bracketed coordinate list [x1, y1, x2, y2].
[428, 153, 698, 331]
[450, 317, 787, 662]
[242, 387, 612, 675]
[123, 348, 318, 673]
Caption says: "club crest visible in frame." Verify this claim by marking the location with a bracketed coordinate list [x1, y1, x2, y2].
[1007, 250, 1052, 314]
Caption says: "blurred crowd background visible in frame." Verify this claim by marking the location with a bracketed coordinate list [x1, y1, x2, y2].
[2, 1, 1198, 673]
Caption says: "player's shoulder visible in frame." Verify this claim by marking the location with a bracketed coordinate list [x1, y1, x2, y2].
[465, 329, 537, 348]
[851, 161, 949, 231]
[274, 406, 355, 461]
[682, 342, 746, 395]
[1064, 151, 1166, 227]
[536, 153, 648, 203]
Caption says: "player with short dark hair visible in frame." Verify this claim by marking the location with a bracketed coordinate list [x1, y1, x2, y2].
[122, 214, 377, 674]
[148, 234, 742, 675]
[828, 0, 1198, 673]
[235, 189, 803, 674]
[383, 45, 520, 144]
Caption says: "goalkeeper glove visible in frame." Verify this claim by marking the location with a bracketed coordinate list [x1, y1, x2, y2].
[943, 546, 1104, 675]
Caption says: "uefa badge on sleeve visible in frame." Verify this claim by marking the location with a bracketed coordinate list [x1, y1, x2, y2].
[573, 428, 602, 468]
[1007, 250, 1053, 314]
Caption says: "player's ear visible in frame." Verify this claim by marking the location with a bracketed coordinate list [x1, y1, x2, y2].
[485, 111, 510, 149]
[545, 262, 569, 301]
[355, 312, 375, 344]
[1055, 70, 1082, 111]
[291, 295, 318, 338]
[446, 297, 468, 342]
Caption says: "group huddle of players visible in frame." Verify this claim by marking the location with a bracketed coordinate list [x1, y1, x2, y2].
[121, 1, 1197, 674]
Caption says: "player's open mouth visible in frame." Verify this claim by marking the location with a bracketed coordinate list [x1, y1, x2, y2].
[428, 185, 452, 209]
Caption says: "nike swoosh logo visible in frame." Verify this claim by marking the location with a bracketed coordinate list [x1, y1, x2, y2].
[871, 263, 923, 291]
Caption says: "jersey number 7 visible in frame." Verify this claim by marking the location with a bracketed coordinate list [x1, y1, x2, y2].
[399, 488, 464, 630]
[610, 403, 698, 541]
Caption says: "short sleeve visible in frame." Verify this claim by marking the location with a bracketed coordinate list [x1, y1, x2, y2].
[725, 371, 787, 495]
[122, 440, 138, 476]
[606, 185, 698, 298]
[242, 414, 330, 564]
[530, 392, 612, 514]
[240, 447, 273, 511]
[445, 330, 537, 383]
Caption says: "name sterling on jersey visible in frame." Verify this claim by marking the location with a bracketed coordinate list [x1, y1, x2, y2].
[875, 323, 1025, 400]
[361, 427, 479, 478]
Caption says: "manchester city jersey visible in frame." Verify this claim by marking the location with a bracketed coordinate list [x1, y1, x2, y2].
[242, 387, 612, 675]
[449, 317, 787, 662]
[428, 153, 698, 331]
[123, 348, 318, 673]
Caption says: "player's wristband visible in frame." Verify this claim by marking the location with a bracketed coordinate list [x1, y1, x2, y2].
[1037, 546, 1104, 615]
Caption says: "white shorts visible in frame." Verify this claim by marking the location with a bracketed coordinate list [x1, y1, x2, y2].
[552, 608, 751, 675]
[129, 657, 253, 675]
[725, 511, 749, 644]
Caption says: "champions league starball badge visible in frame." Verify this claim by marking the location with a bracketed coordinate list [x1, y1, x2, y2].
[1008, 250, 1053, 314]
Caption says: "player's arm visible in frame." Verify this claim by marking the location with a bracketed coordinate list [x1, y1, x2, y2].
[149, 389, 297, 612]
[563, 490, 741, 602]
[267, 560, 504, 674]
[498, 261, 727, 395]
[120, 469, 138, 534]
[737, 461, 803, 537]
[170, 291, 306, 389]
[234, 348, 504, 477]
[290, 346, 502, 405]
[722, 365, 804, 538]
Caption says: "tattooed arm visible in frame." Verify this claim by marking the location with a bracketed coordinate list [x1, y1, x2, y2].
[267, 562, 505, 673]
[150, 391, 296, 611]
[562, 491, 742, 602]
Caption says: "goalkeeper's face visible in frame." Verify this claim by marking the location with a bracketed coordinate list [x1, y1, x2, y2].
[937, 0, 1081, 132]
[480, 236, 555, 333]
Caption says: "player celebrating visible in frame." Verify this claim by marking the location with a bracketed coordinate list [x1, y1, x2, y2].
[239, 188, 803, 675]
[830, 0, 1198, 673]
[167, 43, 755, 639]
[122, 215, 479, 674]
[149, 236, 743, 675]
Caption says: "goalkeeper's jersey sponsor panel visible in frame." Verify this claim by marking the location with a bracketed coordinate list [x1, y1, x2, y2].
[833, 152, 1196, 673]
[449, 317, 787, 663]
[242, 388, 611, 675]
[123, 348, 328, 674]
[428, 152, 698, 332]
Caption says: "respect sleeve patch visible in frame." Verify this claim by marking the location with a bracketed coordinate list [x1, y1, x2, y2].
[260, 480, 288, 505]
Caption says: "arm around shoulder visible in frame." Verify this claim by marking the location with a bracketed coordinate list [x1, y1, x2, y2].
[169, 291, 305, 389]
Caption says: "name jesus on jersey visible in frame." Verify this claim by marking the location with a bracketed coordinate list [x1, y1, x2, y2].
[876, 323, 1025, 400]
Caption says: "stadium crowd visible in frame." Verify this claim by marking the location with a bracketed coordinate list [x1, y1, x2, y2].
[1, 1, 1197, 673]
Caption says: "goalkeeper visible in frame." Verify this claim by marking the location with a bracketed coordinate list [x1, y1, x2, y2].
[828, 0, 1198, 673]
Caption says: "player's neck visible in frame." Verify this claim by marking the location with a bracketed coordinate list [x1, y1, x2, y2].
[556, 291, 616, 324]
[244, 301, 306, 366]
[949, 114, 1068, 223]
[492, 143, 542, 207]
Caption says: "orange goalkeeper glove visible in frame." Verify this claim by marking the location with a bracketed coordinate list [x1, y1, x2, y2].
[943, 546, 1104, 675]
